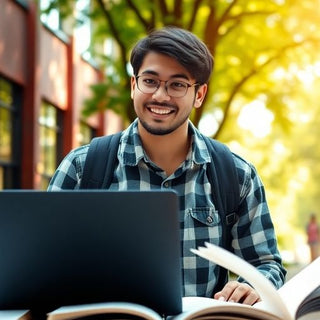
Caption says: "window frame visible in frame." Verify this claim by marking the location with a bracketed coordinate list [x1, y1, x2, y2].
[37, 100, 62, 189]
[0, 76, 22, 189]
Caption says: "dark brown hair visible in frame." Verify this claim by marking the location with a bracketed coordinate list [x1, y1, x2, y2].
[130, 27, 214, 85]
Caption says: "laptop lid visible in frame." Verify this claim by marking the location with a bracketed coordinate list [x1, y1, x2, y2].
[0, 190, 182, 316]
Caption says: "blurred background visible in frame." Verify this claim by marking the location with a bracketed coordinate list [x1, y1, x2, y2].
[1, 0, 319, 271]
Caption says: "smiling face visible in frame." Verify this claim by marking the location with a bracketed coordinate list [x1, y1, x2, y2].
[131, 52, 207, 136]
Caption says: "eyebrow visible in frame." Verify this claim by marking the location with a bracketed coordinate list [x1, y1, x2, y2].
[140, 70, 190, 81]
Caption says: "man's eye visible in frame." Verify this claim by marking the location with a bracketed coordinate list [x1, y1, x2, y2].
[170, 81, 188, 90]
[143, 78, 158, 86]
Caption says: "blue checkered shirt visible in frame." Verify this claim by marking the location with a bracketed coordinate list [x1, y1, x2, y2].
[48, 119, 286, 297]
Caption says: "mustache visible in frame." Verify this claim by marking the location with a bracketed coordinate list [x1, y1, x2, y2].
[144, 101, 177, 109]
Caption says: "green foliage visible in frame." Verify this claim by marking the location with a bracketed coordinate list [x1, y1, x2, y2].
[43, 0, 320, 134]
[83, 81, 132, 120]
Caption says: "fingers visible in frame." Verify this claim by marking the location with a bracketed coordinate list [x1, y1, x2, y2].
[213, 281, 261, 306]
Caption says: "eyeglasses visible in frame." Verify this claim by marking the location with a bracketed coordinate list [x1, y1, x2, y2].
[135, 74, 199, 98]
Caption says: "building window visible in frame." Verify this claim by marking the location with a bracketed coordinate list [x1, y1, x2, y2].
[78, 121, 95, 146]
[0, 92, 12, 163]
[38, 101, 61, 189]
[0, 76, 21, 189]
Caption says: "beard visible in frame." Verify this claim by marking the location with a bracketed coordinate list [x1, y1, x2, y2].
[137, 101, 192, 136]
[138, 117, 187, 135]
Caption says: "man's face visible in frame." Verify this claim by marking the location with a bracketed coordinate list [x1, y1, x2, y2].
[130, 52, 207, 135]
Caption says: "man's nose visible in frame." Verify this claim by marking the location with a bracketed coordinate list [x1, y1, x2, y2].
[152, 83, 171, 101]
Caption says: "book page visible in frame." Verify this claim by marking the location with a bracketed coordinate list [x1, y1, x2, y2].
[191, 243, 292, 319]
[276, 257, 320, 319]
[47, 302, 162, 320]
[171, 296, 281, 320]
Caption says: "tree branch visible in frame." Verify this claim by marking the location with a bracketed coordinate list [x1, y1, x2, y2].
[173, 0, 183, 22]
[214, 37, 320, 138]
[187, 0, 204, 31]
[125, 0, 152, 30]
[149, 0, 156, 30]
[217, 10, 277, 43]
[94, 0, 127, 68]
[215, 0, 240, 32]
[204, 5, 217, 54]
[157, 0, 169, 20]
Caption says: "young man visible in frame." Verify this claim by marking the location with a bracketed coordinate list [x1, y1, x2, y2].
[48, 27, 286, 305]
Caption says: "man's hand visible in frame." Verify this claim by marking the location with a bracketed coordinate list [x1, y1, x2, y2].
[213, 281, 261, 305]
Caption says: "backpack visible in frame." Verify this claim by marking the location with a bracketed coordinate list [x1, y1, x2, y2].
[80, 131, 240, 292]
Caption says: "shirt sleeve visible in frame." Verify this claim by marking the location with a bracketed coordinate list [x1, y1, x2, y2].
[232, 154, 287, 289]
[47, 145, 89, 191]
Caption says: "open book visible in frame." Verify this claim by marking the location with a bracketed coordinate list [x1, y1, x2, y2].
[3, 243, 320, 320]
[184, 243, 320, 320]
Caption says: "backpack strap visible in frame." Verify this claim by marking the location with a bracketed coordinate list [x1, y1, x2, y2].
[202, 135, 240, 249]
[202, 135, 240, 292]
[80, 132, 122, 189]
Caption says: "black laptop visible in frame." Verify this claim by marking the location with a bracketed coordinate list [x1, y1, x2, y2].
[0, 190, 182, 316]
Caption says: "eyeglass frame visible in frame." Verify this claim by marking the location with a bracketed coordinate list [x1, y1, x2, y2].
[135, 74, 200, 98]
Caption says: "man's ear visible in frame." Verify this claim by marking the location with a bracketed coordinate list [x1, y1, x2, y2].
[194, 84, 208, 109]
[130, 76, 136, 99]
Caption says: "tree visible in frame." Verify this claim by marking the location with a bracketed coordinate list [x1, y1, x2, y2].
[42, 0, 320, 139]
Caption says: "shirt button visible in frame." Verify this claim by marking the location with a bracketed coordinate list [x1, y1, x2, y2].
[163, 181, 170, 188]
[206, 216, 213, 224]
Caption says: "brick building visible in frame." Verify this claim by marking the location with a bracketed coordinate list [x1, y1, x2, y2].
[0, 0, 122, 190]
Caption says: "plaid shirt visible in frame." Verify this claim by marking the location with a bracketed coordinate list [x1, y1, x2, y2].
[48, 119, 286, 297]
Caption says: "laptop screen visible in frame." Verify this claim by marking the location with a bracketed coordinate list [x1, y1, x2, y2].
[0, 190, 182, 316]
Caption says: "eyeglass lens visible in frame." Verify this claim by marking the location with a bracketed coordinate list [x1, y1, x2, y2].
[137, 75, 191, 97]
